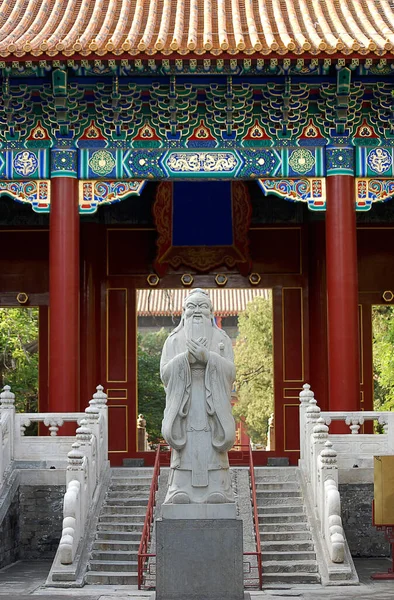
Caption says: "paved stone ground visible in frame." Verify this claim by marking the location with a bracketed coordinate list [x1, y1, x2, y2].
[0, 558, 393, 599]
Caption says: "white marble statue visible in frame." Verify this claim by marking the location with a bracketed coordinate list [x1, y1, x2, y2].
[161, 288, 236, 505]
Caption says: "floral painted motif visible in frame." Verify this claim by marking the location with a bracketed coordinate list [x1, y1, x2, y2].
[288, 148, 315, 175]
[13, 151, 38, 176]
[367, 148, 392, 175]
[166, 152, 238, 173]
[89, 150, 116, 177]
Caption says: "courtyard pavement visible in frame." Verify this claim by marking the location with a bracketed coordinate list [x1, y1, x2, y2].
[0, 558, 393, 599]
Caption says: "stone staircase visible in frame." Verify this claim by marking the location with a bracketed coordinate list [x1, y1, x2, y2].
[85, 467, 153, 585]
[255, 467, 320, 584]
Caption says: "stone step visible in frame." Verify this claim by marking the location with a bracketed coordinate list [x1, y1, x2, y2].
[101, 505, 147, 516]
[85, 572, 138, 585]
[89, 560, 138, 572]
[259, 522, 309, 532]
[111, 468, 153, 477]
[254, 467, 298, 478]
[93, 540, 140, 552]
[109, 484, 151, 492]
[261, 572, 320, 584]
[96, 531, 142, 541]
[97, 522, 145, 532]
[261, 540, 314, 552]
[256, 490, 301, 499]
[262, 551, 316, 562]
[105, 498, 149, 506]
[263, 560, 318, 574]
[256, 491, 303, 506]
[111, 477, 152, 485]
[260, 531, 312, 542]
[258, 504, 304, 514]
[91, 550, 138, 561]
[255, 483, 299, 491]
[99, 514, 145, 523]
[258, 513, 306, 524]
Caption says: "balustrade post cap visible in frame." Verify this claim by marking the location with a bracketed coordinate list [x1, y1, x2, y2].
[313, 417, 329, 438]
[299, 383, 314, 404]
[67, 441, 84, 462]
[85, 405, 100, 419]
[306, 398, 320, 420]
[76, 424, 92, 440]
[320, 440, 338, 463]
[0, 385, 15, 408]
[137, 413, 146, 428]
[91, 384, 108, 407]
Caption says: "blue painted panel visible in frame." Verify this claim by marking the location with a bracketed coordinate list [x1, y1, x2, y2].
[172, 182, 233, 246]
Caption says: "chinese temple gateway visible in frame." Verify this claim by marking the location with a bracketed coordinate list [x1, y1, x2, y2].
[2, 0, 394, 466]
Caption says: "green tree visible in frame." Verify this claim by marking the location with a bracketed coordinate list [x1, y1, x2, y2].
[137, 328, 169, 445]
[233, 295, 274, 444]
[372, 305, 394, 412]
[0, 307, 39, 413]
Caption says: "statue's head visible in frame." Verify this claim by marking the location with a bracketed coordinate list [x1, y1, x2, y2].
[182, 288, 214, 325]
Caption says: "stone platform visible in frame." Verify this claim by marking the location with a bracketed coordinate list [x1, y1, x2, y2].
[156, 518, 244, 600]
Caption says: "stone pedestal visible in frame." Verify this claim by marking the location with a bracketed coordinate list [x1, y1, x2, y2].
[156, 518, 245, 600]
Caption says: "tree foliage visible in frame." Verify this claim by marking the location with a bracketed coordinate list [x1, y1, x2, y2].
[0, 307, 39, 413]
[233, 295, 274, 444]
[137, 328, 169, 445]
[372, 305, 394, 412]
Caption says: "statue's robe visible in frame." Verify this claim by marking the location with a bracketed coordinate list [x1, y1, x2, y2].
[161, 324, 236, 502]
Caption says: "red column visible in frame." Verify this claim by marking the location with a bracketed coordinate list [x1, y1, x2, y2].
[325, 175, 360, 412]
[49, 178, 80, 413]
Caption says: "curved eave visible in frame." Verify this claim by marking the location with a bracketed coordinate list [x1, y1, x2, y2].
[2, 51, 394, 63]
[1, 0, 394, 60]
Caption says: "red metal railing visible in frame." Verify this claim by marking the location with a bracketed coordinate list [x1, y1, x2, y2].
[137, 444, 163, 589]
[137, 443, 262, 590]
[245, 443, 263, 590]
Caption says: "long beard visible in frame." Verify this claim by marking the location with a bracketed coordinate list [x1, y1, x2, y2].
[184, 316, 213, 347]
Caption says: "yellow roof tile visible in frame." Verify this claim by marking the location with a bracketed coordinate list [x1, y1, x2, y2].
[0, 0, 393, 58]
[137, 288, 271, 317]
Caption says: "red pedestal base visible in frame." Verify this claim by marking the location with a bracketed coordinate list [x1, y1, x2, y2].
[371, 520, 394, 580]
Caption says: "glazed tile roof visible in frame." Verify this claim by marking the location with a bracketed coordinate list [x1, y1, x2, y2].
[137, 288, 270, 317]
[1, 0, 394, 58]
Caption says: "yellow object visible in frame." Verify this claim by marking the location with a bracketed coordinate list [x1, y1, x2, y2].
[374, 456, 394, 526]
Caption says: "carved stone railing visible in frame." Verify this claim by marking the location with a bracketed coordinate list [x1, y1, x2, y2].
[299, 383, 394, 567]
[0, 383, 109, 571]
[58, 385, 109, 566]
[319, 410, 394, 469]
[13, 413, 85, 463]
[0, 386, 14, 483]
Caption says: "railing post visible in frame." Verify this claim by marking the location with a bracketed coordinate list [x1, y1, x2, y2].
[0, 386, 15, 459]
[318, 440, 338, 530]
[318, 440, 345, 563]
[311, 417, 329, 508]
[299, 383, 314, 468]
[76, 419, 94, 495]
[87, 385, 108, 466]
[67, 441, 86, 524]
[84, 402, 101, 469]
[304, 394, 321, 481]
[137, 414, 148, 452]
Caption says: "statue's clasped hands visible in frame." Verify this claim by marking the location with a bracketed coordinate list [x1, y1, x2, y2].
[187, 337, 209, 364]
